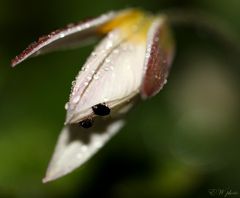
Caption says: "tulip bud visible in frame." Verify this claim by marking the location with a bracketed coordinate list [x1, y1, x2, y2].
[11, 8, 175, 182]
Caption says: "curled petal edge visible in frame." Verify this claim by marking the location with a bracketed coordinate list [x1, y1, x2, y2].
[140, 16, 175, 99]
[11, 11, 117, 67]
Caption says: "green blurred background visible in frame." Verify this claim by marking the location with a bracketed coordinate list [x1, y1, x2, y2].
[0, 0, 239, 197]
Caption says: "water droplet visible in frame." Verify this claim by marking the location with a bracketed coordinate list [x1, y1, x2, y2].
[87, 76, 92, 80]
[154, 37, 159, 42]
[145, 52, 150, 59]
[93, 74, 99, 80]
[81, 64, 89, 71]
[64, 102, 69, 110]
[71, 80, 76, 86]
[85, 23, 90, 28]
[60, 33, 65, 38]
[91, 52, 97, 57]
[110, 66, 114, 71]
[105, 41, 113, 49]
[76, 26, 82, 31]
[103, 97, 109, 102]
[104, 67, 110, 71]
[155, 74, 161, 80]
[72, 95, 80, 103]
[164, 79, 167, 85]
[105, 58, 111, 63]
[84, 82, 89, 86]
[108, 32, 115, 39]
[81, 145, 88, 152]
[94, 140, 103, 148]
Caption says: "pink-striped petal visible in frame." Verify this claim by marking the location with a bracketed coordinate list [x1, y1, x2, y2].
[11, 11, 116, 67]
[141, 17, 175, 98]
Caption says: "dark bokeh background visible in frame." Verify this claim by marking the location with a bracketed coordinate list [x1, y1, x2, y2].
[0, 0, 239, 197]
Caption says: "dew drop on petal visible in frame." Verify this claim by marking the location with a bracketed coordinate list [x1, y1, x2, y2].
[84, 23, 90, 28]
[154, 74, 161, 80]
[71, 80, 76, 86]
[105, 41, 113, 49]
[104, 67, 110, 71]
[60, 33, 65, 38]
[87, 76, 92, 80]
[91, 52, 97, 57]
[81, 64, 90, 71]
[76, 26, 82, 31]
[81, 66, 86, 71]
[110, 66, 114, 71]
[64, 102, 69, 110]
[103, 97, 109, 102]
[80, 145, 88, 152]
[94, 140, 103, 148]
[154, 37, 159, 42]
[105, 58, 111, 63]
[72, 95, 80, 103]
[93, 74, 99, 80]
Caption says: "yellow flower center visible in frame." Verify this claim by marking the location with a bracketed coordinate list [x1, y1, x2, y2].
[98, 9, 154, 44]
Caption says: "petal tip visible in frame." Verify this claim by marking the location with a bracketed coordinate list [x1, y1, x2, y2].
[42, 172, 56, 183]
[11, 57, 21, 67]
[42, 168, 68, 183]
[42, 177, 50, 184]
[42, 174, 58, 183]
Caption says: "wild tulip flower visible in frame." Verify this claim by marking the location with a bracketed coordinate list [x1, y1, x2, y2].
[12, 8, 175, 182]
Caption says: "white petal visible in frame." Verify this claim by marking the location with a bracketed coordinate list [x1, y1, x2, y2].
[67, 33, 146, 123]
[42, 117, 125, 183]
